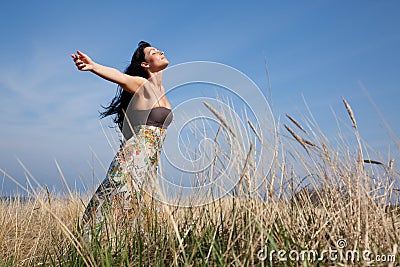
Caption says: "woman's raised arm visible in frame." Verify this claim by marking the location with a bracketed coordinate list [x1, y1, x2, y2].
[71, 50, 145, 93]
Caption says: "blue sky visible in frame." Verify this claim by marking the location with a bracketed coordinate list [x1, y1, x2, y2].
[1, 1, 399, 195]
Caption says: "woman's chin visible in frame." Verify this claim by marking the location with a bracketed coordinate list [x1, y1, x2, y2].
[160, 61, 169, 70]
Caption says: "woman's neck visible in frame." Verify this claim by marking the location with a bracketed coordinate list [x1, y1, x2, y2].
[147, 71, 163, 89]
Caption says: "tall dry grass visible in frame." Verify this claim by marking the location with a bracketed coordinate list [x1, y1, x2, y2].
[1, 98, 399, 266]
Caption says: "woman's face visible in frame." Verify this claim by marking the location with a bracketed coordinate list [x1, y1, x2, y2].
[143, 46, 169, 72]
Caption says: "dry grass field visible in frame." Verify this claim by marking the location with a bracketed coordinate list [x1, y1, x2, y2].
[1, 99, 399, 266]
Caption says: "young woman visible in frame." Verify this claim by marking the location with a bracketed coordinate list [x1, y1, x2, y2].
[71, 41, 173, 230]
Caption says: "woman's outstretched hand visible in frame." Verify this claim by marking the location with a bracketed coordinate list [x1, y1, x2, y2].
[70, 50, 142, 92]
[71, 51, 94, 71]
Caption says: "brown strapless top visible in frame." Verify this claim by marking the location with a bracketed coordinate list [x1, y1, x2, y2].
[131, 107, 173, 129]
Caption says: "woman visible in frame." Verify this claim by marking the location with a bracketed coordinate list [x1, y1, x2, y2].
[71, 41, 173, 231]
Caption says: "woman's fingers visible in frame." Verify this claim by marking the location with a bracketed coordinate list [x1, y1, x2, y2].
[77, 50, 85, 57]
[71, 51, 92, 71]
[71, 54, 80, 63]
[72, 54, 84, 70]
[77, 51, 90, 61]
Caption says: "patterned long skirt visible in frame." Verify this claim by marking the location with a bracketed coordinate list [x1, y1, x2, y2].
[82, 125, 167, 233]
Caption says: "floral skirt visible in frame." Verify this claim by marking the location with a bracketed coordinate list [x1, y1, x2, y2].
[82, 125, 167, 232]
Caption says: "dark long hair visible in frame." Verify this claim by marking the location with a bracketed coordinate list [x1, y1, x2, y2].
[100, 41, 151, 130]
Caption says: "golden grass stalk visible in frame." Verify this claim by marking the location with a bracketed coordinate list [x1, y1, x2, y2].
[284, 124, 308, 151]
[247, 119, 262, 144]
[342, 97, 357, 129]
[203, 101, 236, 138]
[286, 114, 307, 134]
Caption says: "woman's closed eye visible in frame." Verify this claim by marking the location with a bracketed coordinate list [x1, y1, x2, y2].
[150, 49, 163, 56]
